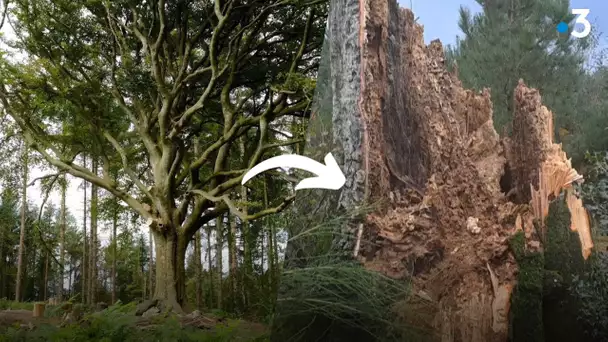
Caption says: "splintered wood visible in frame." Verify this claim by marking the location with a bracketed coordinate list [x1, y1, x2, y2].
[566, 190, 593, 258]
[529, 149, 583, 220]
[522, 84, 592, 259]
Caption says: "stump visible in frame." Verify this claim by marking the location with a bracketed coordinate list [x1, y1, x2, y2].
[32, 303, 46, 318]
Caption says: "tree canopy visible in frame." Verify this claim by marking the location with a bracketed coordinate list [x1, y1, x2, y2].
[0, 0, 327, 309]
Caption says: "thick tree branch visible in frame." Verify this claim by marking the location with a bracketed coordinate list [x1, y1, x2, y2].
[10, 124, 152, 219]
[103, 131, 155, 202]
[182, 200, 227, 239]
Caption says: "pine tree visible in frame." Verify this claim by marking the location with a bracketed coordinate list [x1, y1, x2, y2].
[445, 0, 592, 137]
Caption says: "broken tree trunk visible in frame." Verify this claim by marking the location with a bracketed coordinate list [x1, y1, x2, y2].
[301, 1, 593, 341]
[506, 81, 591, 258]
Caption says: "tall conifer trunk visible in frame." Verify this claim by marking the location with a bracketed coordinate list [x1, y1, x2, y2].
[15, 146, 28, 302]
[88, 158, 98, 304]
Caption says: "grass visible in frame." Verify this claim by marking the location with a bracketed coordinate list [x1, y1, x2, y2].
[0, 301, 269, 342]
[0, 299, 35, 311]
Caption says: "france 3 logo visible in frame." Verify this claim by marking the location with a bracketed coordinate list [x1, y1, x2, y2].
[557, 9, 591, 38]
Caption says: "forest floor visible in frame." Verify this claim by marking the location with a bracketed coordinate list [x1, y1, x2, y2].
[0, 309, 60, 326]
[0, 305, 269, 341]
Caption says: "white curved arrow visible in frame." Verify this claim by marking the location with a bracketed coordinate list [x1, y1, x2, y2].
[242, 153, 346, 191]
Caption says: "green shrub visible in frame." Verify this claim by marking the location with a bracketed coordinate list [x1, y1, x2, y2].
[569, 151, 608, 340]
[571, 253, 608, 340]
[0, 299, 34, 311]
[508, 231, 545, 342]
[582, 151, 608, 234]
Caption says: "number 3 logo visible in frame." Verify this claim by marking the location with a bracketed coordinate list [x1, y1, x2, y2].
[571, 9, 591, 38]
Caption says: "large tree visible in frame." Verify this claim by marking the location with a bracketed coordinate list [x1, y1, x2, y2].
[0, 0, 326, 311]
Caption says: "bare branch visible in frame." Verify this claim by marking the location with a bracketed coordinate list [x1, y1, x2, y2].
[263, 138, 305, 150]
[28, 172, 64, 187]
[190, 189, 295, 222]
[0, 0, 9, 31]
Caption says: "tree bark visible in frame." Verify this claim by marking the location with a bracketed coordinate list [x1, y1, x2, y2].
[267, 226, 274, 287]
[260, 232, 265, 282]
[15, 146, 28, 302]
[195, 230, 203, 309]
[68, 256, 72, 296]
[151, 228, 186, 313]
[88, 158, 98, 304]
[272, 224, 279, 284]
[111, 202, 117, 304]
[57, 174, 66, 302]
[148, 228, 154, 299]
[262, 177, 270, 287]
[264, 176, 276, 295]
[240, 184, 251, 309]
[43, 250, 48, 301]
[228, 214, 238, 311]
[0, 238, 4, 299]
[81, 154, 87, 304]
[139, 235, 146, 299]
[206, 224, 214, 308]
[215, 215, 223, 310]
[31, 243, 37, 298]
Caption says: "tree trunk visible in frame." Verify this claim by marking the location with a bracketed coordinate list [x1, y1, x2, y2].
[260, 232, 265, 281]
[0, 241, 4, 299]
[111, 203, 117, 304]
[206, 224, 214, 308]
[151, 229, 186, 313]
[30, 244, 37, 299]
[264, 175, 277, 296]
[15, 146, 28, 302]
[240, 186, 251, 309]
[88, 158, 98, 304]
[43, 250, 49, 301]
[272, 224, 279, 283]
[57, 174, 66, 302]
[139, 235, 146, 299]
[267, 226, 275, 289]
[68, 257, 72, 296]
[81, 154, 87, 304]
[148, 228, 154, 299]
[262, 178, 269, 288]
[215, 215, 223, 310]
[195, 231, 203, 309]
[228, 214, 238, 311]
[238, 138, 250, 308]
